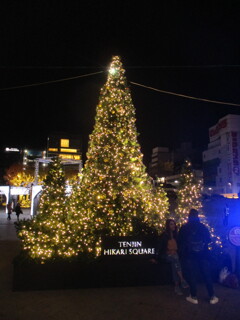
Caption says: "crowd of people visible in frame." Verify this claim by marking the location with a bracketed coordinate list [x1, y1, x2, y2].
[156, 208, 219, 305]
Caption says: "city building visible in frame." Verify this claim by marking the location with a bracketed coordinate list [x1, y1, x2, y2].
[45, 132, 82, 181]
[22, 149, 46, 169]
[203, 114, 240, 198]
[47, 132, 81, 161]
[148, 147, 173, 178]
[148, 142, 202, 179]
[0, 147, 45, 182]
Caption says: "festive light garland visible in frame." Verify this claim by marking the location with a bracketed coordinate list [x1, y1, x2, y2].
[17, 58, 223, 261]
[18, 158, 80, 261]
[176, 160, 222, 249]
[69, 56, 169, 256]
[17, 56, 169, 261]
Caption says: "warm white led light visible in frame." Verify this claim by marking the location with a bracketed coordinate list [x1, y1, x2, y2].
[109, 67, 117, 75]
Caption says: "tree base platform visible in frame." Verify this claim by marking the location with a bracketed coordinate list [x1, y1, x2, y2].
[12, 257, 172, 291]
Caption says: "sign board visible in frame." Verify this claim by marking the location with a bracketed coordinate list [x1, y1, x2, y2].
[209, 118, 227, 141]
[11, 187, 30, 196]
[231, 132, 240, 176]
[0, 186, 9, 195]
[229, 227, 240, 247]
[101, 236, 157, 259]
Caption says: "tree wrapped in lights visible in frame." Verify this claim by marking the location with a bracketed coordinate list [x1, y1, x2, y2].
[4, 163, 34, 186]
[17, 158, 78, 261]
[176, 159, 222, 249]
[175, 160, 202, 225]
[70, 56, 169, 255]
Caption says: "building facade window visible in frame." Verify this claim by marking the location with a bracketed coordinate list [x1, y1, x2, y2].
[60, 139, 69, 148]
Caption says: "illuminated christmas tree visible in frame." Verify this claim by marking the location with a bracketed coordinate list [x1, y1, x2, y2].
[176, 159, 222, 249]
[175, 160, 202, 225]
[70, 56, 169, 255]
[17, 158, 78, 261]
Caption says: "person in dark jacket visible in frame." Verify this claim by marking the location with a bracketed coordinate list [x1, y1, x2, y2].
[158, 219, 189, 295]
[15, 202, 23, 221]
[7, 202, 12, 220]
[178, 208, 219, 305]
[223, 204, 230, 226]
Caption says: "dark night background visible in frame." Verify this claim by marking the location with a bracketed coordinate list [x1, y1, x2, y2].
[0, 1, 240, 165]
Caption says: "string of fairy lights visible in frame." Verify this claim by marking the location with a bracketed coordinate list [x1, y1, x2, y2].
[68, 56, 169, 256]
[17, 57, 222, 262]
[176, 160, 222, 249]
[17, 56, 169, 261]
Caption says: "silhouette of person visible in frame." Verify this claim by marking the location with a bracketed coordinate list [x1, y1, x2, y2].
[15, 202, 23, 221]
[7, 202, 12, 220]
[223, 204, 230, 226]
[178, 209, 219, 305]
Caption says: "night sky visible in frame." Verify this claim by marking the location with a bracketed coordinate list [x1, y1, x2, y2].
[1, 1, 240, 165]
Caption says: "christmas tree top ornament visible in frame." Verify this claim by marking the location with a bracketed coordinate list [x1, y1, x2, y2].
[108, 55, 124, 76]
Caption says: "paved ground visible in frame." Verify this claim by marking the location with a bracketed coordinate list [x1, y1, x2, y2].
[0, 207, 28, 241]
[1, 206, 240, 320]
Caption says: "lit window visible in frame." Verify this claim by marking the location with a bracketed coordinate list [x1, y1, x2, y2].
[60, 139, 69, 148]
[59, 154, 70, 159]
[59, 154, 80, 160]
[48, 148, 58, 152]
[60, 148, 77, 153]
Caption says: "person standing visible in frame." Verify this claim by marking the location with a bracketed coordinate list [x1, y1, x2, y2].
[223, 204, 230, 226]
[158, 219, 189, 295]
[7, 202, 12, 220]
[178, 209, 219, 305]
[15, 202, 23, 221]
